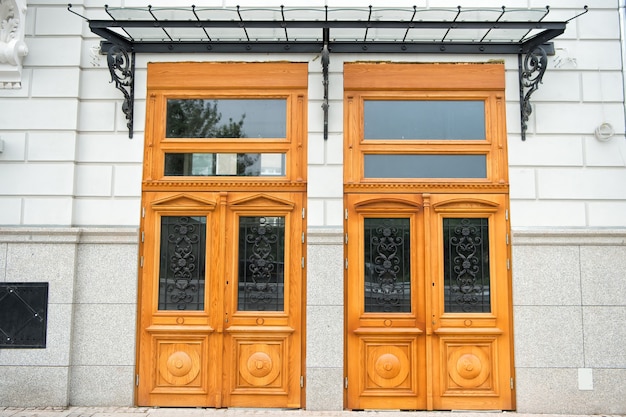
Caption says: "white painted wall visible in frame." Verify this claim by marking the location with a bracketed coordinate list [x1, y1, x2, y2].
[1, 1, 624, 229]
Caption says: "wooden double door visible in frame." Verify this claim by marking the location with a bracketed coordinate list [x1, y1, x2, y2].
[137, 190, 304, 408]
[345, 192, 514, 410]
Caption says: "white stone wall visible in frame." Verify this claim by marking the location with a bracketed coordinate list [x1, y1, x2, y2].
[0, 0, 624, 413]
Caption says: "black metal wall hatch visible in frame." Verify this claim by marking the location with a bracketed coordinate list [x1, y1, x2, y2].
[68, 4, 588, 140]
[0, 283, 49, 348]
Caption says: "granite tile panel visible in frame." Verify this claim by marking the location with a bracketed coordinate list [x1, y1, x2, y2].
[305, 367, 343, 411]
[513, 305, 584, 368]
[75, 244, 138, 305]
[69, 365, 135, 406]
[70, 304, 136, 366]
[580, 246, 626, 306]
[512, 245, 582, 306]
[307, 241, 344, 306]
[0, 366, 69, 407]
[306, 305, 343, 369]
[582, 306, 626, 368]
[515, 367, 626, 414]
[5, 243, 77, 304]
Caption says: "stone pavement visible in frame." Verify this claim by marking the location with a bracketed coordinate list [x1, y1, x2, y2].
[0, 408, 623, 417]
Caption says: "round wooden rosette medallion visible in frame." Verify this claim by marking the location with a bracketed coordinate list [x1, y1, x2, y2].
[159, 344, 200, 386]
[239, 344, 281, 386]
[367, 346, 410, 388]
[448, 347, 490, 388]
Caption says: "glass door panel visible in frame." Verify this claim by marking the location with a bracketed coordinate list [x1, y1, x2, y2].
[158, 216, 207, 311]
[364, 218, 411, 313]
[237, 216, 286, 312]
[443, 217, 491, 313]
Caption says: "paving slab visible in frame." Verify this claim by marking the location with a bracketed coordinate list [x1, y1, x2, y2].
[0, 408, 623, 417]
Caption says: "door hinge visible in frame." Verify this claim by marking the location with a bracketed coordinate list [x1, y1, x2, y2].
[141, 231, 145, 243]
[510, 377, 514, 389]
[300, 375, 304, 388]
[345, 209, 348, 220]
[302, 232, 305, 243]
[140, 256, 144, 268]
[136, 374, 139, 386]
[345, 259, 348, 269]
[505, 209, 509, 221]
[507, 259, 510, 270]
[506, 233, 509, 245]
[302, 208, 306, 219]
[344, 377, 348, 389]
[345, 233, 348, 244]
[142, 207, 145, 218]
[301, 257, 305, 268]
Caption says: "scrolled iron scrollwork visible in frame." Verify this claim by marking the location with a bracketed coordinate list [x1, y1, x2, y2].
[519, 45, 548, 141]
[369, 223, 407, 312]
[449, 218, 484, 312]
[106, 44, 134, 138]
[166, 217, 200, 310]
[243, 217, 279, 310]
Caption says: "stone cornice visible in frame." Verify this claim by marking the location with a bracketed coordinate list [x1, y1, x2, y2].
[511, 228, 626, 246]
[0, 227, 139, 244]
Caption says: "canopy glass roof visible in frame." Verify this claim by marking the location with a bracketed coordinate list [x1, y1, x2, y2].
[78, 5, 588, 54]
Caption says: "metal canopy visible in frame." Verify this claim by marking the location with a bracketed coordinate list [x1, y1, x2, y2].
[68, 4, 588, 140]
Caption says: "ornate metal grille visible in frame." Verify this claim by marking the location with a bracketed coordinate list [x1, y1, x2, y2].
[0, 283, 48, 348]
[237, 216, 285, 311]
[364, 218, 411, 313]
[443, 218, 491, 313]
[158, 216, 206, 311]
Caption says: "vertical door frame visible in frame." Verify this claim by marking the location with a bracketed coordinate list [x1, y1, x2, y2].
[343, 62, 515, 410]
[136, 62, 308, 407]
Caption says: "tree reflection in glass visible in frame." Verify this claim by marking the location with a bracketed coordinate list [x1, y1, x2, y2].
[166, 99, 246, 138]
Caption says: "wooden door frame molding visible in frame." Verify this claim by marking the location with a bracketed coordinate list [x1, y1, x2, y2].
[343, 62, 515, 411]
[137, 61, 308, 408]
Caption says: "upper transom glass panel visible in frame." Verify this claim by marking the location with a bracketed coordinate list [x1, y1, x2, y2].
[364, 100, 485, 140]
[166, 99, 286, 139]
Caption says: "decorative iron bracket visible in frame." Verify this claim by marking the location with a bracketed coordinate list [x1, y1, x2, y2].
[106, 44, 135, 139]
[518, 46, 548, 141]
[321, 27, 330, 141]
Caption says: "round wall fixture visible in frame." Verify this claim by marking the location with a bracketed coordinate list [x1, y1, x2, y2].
[594, 122, 614, 142]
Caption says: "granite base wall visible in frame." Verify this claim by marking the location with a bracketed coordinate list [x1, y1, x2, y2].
[1, 227, 624, 413]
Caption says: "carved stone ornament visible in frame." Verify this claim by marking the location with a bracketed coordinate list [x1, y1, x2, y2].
[0, 0, 28, 89]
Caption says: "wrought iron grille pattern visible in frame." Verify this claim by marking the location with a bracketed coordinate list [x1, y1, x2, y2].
[0, 283, 48, 348]
[443, 218, 491, 313]
[158, 216, 206, 311]
[364, 218, 412, 313]
[238, 216, 285, 312]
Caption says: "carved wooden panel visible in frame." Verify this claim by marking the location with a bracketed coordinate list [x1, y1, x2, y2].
[363, 339, 416, 393]
[153, 337, 207, 392]
[233, 338, 287, 391]
[440, 338, 496, 395]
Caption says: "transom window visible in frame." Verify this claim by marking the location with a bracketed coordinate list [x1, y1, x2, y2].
[344, 63, 509, 189]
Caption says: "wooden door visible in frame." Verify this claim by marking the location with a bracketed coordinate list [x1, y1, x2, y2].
[137, 62, 307, 408]
[137, 191, 304, 407]
[345, 193, 513, 410]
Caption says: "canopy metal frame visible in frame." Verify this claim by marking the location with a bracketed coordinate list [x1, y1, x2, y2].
[68, 4, 588, 140]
